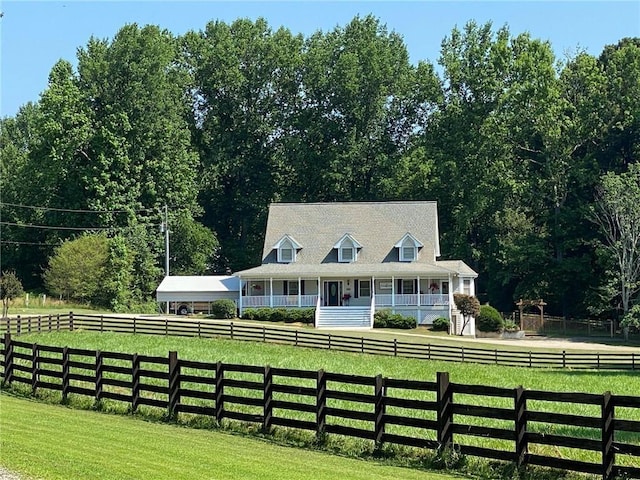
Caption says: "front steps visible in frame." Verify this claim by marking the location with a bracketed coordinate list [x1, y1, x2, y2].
[316, 307, 372, 329]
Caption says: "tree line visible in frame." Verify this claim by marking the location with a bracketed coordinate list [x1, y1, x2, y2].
[1, 16, 638, 319]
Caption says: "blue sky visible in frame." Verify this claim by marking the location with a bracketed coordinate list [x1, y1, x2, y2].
[1, 1, 639, 117]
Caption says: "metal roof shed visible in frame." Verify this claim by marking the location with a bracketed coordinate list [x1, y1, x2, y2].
[156, 276, 240, 314]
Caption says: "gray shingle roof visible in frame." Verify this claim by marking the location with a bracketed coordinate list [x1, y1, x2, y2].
[261, 201, 441, 265]
[235, 202, 477, 278]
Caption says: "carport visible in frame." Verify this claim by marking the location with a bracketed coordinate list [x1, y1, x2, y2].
[156, 276, 240, 315]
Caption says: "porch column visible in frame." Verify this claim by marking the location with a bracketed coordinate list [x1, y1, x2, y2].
[391, 276, 395, 308]
[298, 277, 302, 308]
[269, 278, 273, 308]
[417, 276, 421, 307]
[448, 273, 453, 334]
[317, 277, 321, 307]
[238, 276, 243, 317]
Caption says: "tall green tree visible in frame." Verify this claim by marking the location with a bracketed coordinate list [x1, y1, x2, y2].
[0, 271, 24, 317]
[592, 163, 640, 315]
[188, 18, 304, 271]
[43, 234, 109, 302]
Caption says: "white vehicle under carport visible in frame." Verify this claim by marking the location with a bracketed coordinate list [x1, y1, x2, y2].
[156, 276, 239, 315]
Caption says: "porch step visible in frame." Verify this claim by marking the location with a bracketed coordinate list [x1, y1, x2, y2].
[316, 307, 372, 329]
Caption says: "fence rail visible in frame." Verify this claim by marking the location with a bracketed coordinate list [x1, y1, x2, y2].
[1, 333, 638, 480]
[0, 313, 637, 370]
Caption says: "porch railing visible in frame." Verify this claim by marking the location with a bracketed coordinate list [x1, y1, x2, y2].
[243, 295, 318, 308]
[375, 294, 449, 307]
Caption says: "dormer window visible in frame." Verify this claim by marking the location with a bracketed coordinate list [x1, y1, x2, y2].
[272, 234, 302, 263]
[334, 234, 362, 263]
[395, 233, 423, 262]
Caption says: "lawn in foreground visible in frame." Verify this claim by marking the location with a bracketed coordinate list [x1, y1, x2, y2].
[19, 330, 640, 395]
[0, 394, 468, 480]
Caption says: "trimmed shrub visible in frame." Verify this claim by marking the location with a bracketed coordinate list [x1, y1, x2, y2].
[431, 316, 449, 332]
[241, 308, 314, 325]
[210, 299, 237, 319]
[476, 304, 504, 332]
[374, 310, 415, 329]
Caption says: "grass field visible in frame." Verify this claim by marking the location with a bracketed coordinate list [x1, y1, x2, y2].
[14, 330, 639, 394]
[5, 330, 639, 478]
[0, 394, 469, 480]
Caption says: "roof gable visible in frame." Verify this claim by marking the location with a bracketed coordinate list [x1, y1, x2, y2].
[261, 202, 440, 266]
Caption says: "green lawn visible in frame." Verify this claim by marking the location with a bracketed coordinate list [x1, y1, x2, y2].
[6, 331, 640, 475]
[0, 394, 468, 480]
[16, 330, 639, 395]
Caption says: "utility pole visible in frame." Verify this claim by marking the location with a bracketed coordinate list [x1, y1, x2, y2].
[161, 205, 170, 314]
[163, 204, 170, 277]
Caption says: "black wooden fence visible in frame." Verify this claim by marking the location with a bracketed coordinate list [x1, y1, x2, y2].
[1, 333, 639, 480]
[1, 313, 638, 370]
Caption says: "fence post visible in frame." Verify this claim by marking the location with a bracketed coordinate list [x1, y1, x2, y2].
[56, 314, 60, 331]
[437, 371, 453, 448]
[17, 316, 21, 336]
[393, 339, 397, 357]
[95, 351, 103, 403]
[37, 315, 42, 333]
[164, 317, 168, 336]
[361, 337, 364, 353]
[69, 311, 74, 331]
[31, 344, 39, 395]
[168, 351, 180, 419]
[230, 322, 234, 340]
[316, 369, 327, 440]
[328, 334, 331, 350]
[2, 333, 13, 386]
[374, 374, 385, 447]
[515, 386, 527, 467]
[601, 391, 615, 480]
[61, 346, 70, 402]
[27, 316, 32, 334]
[215, 361, 224, 424]
[295, 330, 298, 347]
[263, 365, 273, 432]
[132, 353, 140, 412]
[563, 351, 566, 368]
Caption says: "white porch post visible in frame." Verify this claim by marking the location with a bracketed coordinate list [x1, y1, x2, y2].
[298, 277, 301, 307]
[238, 276, 243, 317]
[448, 273, 453, 334]
[269, 277, 273, 308]
[391, 276, 395, 308]
[317, 277, 321, 306]
[417, 275, 421, 306]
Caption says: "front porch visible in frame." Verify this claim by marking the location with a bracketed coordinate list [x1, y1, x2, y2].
[239, 276, 453, 311]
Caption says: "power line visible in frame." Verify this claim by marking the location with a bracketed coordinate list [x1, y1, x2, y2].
[0, 240, 59, 246]
[0, 221, 153, 231]
[0, 202, 158, 214]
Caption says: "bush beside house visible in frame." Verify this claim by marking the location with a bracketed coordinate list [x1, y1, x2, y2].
[373, 310, 416, 329]
[476, 305, 504, 332]
[431, 317, 449, 331]
[210, 299, 237, 319]
[242, 308, 315, 324]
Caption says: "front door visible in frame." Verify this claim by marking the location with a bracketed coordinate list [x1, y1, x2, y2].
[325, 281, 341, 306]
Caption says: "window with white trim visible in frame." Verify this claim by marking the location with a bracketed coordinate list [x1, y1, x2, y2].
[401, 245, 416, 261]
[401, 279, 416, 294]
[395, 233, 423, 262]
[463, 279, 471, 295]
[340, 246, 354, 262]
[359, 280, 371, 297]
[273, 235, 301, 264]
[335, 234, 361, 263]
[280, 247, 293, 263]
